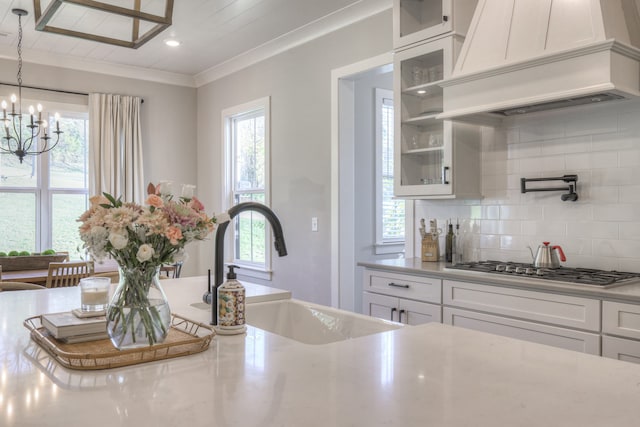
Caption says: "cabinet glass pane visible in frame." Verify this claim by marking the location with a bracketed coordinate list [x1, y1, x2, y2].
[399, 0, 443, 38]
[400, 149, 444, 186]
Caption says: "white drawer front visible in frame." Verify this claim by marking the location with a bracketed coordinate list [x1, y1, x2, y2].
[602, 335, 640, 364]
[603, 301, 640, 340]
[443, 280, 600, 331]
[364, 270, 441, 303]
[444, 307, 601, 355]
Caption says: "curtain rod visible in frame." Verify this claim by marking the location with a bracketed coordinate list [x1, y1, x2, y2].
[0, 82, 144, 103]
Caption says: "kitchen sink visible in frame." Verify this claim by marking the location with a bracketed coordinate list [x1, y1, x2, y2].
[246, 299, 403, 345]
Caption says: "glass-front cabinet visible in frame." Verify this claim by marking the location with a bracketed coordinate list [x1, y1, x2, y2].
[393, 0, 477, 50]
[394, 35, 481, 198]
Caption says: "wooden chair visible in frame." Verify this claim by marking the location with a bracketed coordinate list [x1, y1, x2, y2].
[160, 261, 183, 279]
[0, 281, 44, 291]
[45, 261, 94, 288]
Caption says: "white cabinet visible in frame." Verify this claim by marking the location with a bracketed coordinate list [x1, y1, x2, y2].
[363, 292, 441, 325]
[602, 301, 640, 364]
[362, 269, 442, 325]
[443, 280, 601, 331]
[393, 0, 478, 50]
[442, 280, 601, 355]
[444, 307, 600, 355]
[394, 37, 481, 198]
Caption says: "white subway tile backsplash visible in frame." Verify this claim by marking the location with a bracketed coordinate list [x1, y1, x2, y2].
[564, 153, 590, 170]
[567, 221, 618, 239]
[593, 204, 640, 222]
[412, 100, 640, 272]
[565, 112, 617, 137]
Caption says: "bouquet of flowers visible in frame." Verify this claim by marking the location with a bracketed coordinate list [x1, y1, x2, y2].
[77, 182, 216, 348]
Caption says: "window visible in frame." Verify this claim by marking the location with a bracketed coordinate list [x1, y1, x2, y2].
[222, 97, 270, 278]
[375, 88, 404, 254]
[0, 108, 89, 257]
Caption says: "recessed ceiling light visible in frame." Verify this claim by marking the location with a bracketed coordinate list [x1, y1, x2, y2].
[165, 39, 181, 47]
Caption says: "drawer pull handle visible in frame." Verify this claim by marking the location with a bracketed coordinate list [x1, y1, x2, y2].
[399, 309, 406, 323]
[390, 307, 397, 321]
[388, 282, 409, 289]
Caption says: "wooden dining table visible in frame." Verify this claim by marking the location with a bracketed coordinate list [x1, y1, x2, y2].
[1, 259, 118, 286]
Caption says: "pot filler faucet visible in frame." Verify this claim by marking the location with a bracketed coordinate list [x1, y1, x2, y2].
[203, 202, 288, 325]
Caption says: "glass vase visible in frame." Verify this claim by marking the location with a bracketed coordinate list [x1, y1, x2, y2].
[107, 265, 171, 350]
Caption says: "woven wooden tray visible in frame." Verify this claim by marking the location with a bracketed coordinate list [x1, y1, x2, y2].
[24, 313, 215, 370]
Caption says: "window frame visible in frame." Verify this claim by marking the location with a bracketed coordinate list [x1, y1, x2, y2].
[0, 102, 89, 255]
[222, 96, 271, 280]
[374, 88, 404, 255]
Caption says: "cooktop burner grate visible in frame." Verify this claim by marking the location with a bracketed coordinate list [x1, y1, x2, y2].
[446, 261, 640, 287]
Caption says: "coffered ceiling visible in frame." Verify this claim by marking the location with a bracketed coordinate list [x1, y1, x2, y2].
[0, 0, 390, 86]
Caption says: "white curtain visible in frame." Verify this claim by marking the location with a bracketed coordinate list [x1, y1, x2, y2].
[88, 93, 145, 203]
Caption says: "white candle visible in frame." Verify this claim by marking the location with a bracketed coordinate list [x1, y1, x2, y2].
[81, 288, 109, 306]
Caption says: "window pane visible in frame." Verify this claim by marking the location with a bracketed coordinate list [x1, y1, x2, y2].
[0, 153, 38, 188]
[380, 96, 404, 241]
[234, 193, 266, 264]
[0, 192, 36, 253]
[52, 193, 87, 257]
[234, 114, 265, 191]
[49, 116, 88, 189]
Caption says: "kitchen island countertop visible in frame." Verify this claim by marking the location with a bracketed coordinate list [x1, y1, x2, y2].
[2, 277, 640, 426]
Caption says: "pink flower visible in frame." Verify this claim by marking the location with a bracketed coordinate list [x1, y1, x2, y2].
[189, 196, 204, 212]
[146, 194, 164, 208]
[165, 226, 183, 245]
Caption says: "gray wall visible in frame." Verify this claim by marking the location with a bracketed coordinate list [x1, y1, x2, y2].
[0, 59, 199, 274]
[197, 10, 393, 304]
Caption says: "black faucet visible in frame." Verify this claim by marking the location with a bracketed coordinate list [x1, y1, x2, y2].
[206, 202, 288, 325]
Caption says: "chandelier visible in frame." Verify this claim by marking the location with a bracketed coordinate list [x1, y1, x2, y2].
[0, 9, 62, 164]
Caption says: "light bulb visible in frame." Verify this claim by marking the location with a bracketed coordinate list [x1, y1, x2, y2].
[10, 94, 16, 103]
[28, 105, 35, 115]
[1, 101, 6, 109]
[54, 113, 60, 121]
[37, 104, 43, 112]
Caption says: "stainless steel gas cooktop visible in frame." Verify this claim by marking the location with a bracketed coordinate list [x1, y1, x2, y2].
[446, 260, 640, 287]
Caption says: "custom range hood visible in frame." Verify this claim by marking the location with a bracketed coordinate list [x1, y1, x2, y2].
[439, 0, 640, 119]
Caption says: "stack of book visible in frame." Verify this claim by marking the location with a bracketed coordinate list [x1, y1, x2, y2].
[41, 312, 108, 344]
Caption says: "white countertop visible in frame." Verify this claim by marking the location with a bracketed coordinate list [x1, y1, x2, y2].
[359, 258, 640, 303]
[2, 278, 640, 426]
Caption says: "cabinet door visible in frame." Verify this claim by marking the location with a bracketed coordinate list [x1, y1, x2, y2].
[444, 307, 601, 355]
[393, 0, 452, 49]
[602, 335, 640, 364]
[603, 301, 640, 340]
[399, 299, 441, 325]
[394, 38, 452, 197]
[363, 292, 399, 322]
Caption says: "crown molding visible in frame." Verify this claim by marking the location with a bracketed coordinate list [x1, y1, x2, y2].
[194, 0, 392, 87]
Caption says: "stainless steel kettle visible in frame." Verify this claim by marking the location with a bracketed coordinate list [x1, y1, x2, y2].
[529, 242, 566, 268]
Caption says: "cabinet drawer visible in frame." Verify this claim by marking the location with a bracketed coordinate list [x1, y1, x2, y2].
[443, 280, 600, 331]
[364, 270, 441, 303]
[444, 307, 601, 355]
[602, 335, 640, 364]
[603, 301, 640, 340]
